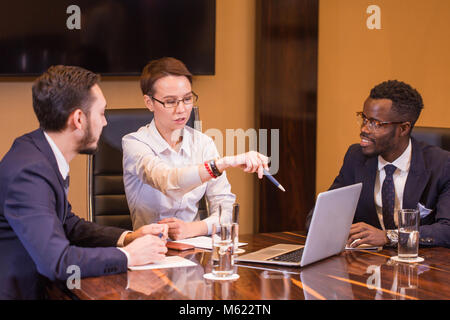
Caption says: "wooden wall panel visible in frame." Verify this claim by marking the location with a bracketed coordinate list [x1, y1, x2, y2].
[255, 0, 318, 232]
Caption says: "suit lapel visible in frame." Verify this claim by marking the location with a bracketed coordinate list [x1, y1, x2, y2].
[29, 129, 68, 222]
[403, 138, 430, 209]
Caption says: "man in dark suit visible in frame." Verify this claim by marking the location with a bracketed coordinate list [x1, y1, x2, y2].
[0, 65, 169, 299]
[307, 80, 450, 248]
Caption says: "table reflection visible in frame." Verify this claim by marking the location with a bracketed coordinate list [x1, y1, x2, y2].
[260, 271, 291, 300]
[391, 262, 419, 299]
[299, 256, 354, 300]
[124, 251, 214, 299]
[344, 251, 430, 300]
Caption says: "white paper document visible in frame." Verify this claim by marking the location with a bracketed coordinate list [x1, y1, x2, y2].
[173, 236, 247, 250]
[128, 255, 197, 271]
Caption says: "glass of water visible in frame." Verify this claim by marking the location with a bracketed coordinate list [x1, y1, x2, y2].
[397, 209, 420, 260]
[211, 205, 238, 279]
[231, 203, 244, 254]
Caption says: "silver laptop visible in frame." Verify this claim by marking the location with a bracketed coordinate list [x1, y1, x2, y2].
[236, 183, 362, 267]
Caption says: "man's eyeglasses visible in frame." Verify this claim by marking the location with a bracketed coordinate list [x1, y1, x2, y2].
[356, 112, 406, 131]
[151, 92, 198, 109]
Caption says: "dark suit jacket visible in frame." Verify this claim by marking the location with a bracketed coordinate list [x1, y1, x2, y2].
[0, 129, 128, 299]
[306, 138, 450, 248]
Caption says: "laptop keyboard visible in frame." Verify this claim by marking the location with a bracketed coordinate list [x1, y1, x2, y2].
[269, 248, 304, 263]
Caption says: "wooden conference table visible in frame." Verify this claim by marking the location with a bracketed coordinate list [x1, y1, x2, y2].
[57, 231, 450, 300]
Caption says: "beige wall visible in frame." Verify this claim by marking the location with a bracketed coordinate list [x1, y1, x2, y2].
[0, 0, 257, 234]
[317, 0, 450, 195]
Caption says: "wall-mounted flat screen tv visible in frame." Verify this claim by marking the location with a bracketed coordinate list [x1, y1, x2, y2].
[0, 0, 216, 76]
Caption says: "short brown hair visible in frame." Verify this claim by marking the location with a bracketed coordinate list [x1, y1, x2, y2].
[32, 65, 100, 131]
[140, 57, 192, 96]
[370, 80, 424, 128]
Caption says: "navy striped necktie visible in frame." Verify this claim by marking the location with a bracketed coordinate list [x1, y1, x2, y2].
[381, 164, 397, 229]
[63, 175, 70, 195]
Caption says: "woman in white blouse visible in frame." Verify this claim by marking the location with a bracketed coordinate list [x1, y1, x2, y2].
[122, 57, 268, 240]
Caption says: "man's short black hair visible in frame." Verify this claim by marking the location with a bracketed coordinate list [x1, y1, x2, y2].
[32, 65, 100, 132]
[370, 80, 424, 128]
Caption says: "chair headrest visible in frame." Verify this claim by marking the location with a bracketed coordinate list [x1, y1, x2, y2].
[100, 107, 198, 151]
[412, 126, 450, 152]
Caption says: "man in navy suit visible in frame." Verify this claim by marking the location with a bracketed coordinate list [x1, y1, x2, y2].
[307, 80, 450, 248]
[0, 65, 169, 299]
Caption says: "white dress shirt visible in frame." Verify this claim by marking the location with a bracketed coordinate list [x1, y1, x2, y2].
[374, 139, 412, 230]
[122, 120, 236, 234]
[44, 131, 70, 180]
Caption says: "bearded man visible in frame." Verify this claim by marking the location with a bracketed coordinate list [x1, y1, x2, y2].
[0, 65, 169, 299]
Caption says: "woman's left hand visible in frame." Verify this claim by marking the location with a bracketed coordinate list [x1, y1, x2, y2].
[158, 217, 190, 240]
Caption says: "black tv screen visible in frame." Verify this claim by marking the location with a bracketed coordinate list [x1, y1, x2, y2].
[0, 0, 216, 76]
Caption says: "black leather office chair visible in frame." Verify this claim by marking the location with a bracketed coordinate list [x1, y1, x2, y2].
[87, 106, 208, 229]
[412, 126, 450, 152]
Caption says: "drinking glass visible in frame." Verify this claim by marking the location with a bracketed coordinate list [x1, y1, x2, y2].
[397, 209, 420, 260]
[210, 205, 239, 279]
[211, 223, 235, 278]
[231, 203, 244, 254]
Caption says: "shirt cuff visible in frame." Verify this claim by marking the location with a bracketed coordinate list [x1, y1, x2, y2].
[117, 247, 130, 267]
[203, 215, 219, 235]
[117, 231, 132, 247]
